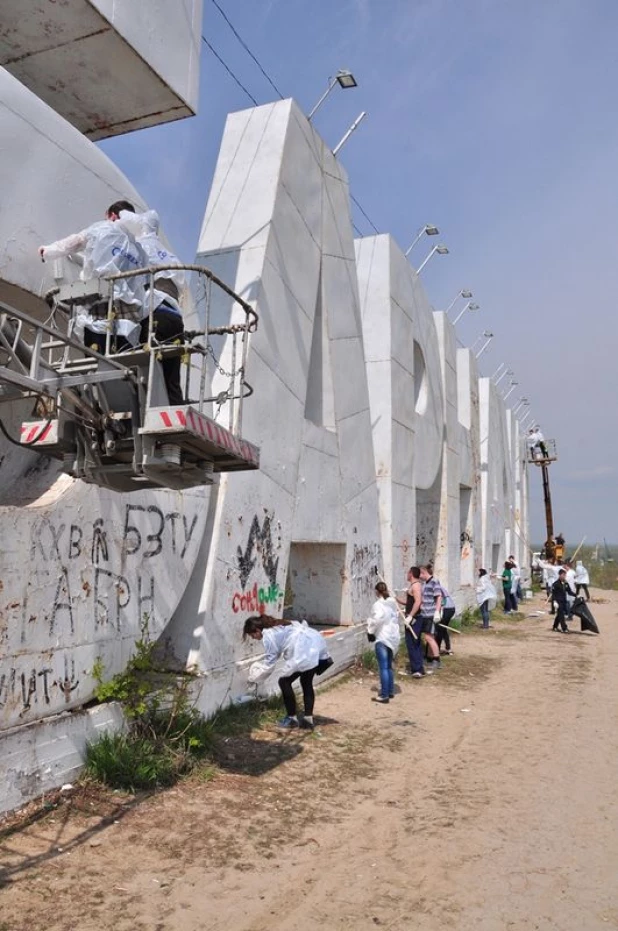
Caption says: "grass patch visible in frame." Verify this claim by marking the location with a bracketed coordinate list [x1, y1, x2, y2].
[433, 653, 502, 687]
[355, 648, 379, 673]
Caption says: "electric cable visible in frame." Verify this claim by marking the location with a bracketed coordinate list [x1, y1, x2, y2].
[209, 0, 285, 100]
[201, 35, 259, 106]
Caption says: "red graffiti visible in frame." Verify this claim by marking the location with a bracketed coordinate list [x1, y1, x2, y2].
[231, 582, 281, 615]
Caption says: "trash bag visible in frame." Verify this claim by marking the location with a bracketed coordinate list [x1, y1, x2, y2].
[569, 597, 600, 634]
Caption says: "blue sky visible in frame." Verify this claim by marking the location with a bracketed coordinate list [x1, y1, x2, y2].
[101, 0, 618, 544]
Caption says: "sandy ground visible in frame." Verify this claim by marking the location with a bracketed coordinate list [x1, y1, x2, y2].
[1, 589, 618, 931]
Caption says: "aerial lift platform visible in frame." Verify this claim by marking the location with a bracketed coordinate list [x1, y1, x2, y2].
[0, 265, 259, 492]
[527, 438, 559, 560]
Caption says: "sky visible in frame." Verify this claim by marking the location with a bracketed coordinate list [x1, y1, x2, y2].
[100, 0, 618, 545]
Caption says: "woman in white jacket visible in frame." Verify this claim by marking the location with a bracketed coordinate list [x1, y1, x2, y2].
[243, 615, 332, 730]
[574, 561, 591, 601]
[367, 582, 401, 704]
[476, 568, 497, 629]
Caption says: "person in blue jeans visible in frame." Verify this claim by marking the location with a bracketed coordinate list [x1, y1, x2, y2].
[476, 568, 497, 628]
[367, 582, 401, 703]
[397, 566, 425, 677]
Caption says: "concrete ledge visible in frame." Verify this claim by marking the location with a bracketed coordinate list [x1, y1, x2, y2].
[0, 703, 124, 817]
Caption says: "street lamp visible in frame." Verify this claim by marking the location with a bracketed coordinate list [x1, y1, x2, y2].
[308, 69, 358, 120]
[333, 110, 367, 155]
[503, 381, 519, 401]
[475, 332, 494, 359]
[404, 224, 439, 257]
[452, 301, 480, 325]
[445, 289, 473, 314]
[513, 397, 529, 415]
[520, 412, 533, 429]
[494, 367, 513, 387]
[416, 244, 449, 274]
[491, 362, 506, 379]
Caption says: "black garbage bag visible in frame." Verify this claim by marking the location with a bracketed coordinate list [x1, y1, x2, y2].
[570, 597, 600, 634]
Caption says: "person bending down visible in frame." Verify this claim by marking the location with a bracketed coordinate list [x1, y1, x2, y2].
[243, 614, 332, 730]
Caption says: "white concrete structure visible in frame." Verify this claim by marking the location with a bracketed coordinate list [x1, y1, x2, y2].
[0, 0, 202, 138]
[163, 99, 383, 712]
[0, 61, 529, 808]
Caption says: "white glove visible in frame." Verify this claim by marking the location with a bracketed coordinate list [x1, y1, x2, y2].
[433, 610, 442, 623]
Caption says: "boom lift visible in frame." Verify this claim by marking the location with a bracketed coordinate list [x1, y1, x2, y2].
[0, 265, 259, 492]
[527, 438, 559, 559]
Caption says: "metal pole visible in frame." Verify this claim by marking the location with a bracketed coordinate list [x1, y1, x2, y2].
[453, 301, 475, 325]
[492, 362, 506, 379]
[308, 76, 338, 120]
[475, 335, 493, 359]
[494, 368, 511, 387]
[416, 245, 438, 274]
[541, 462, 554, 541]
[503, 382, 518, 401]
[404, 228, 426, 257]
[333, 110, 367, 155]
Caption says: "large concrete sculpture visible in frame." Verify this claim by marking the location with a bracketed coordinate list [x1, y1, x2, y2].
[164, 99, 382, 711]
[0, 13, 529, 812]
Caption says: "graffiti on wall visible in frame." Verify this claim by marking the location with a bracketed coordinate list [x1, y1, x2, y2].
[349, 542, 381, 608]
[231, 512, 282, 614]
[1, 497, 204, 728]
[22, 506, 199, 636]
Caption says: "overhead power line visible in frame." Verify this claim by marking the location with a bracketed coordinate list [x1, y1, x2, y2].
[201, 35, 258, 105]
[209, 0, 285, 100]
[350, 193, 379, 234]
[201, 19, 380, 235]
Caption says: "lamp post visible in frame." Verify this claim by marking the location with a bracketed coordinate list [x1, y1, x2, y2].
[520, 412, 533, 429]
[332, 110, 367, 155]
[416, 243, 449, 274]
[404, 224, 439, 257]
[452, 301, 480, 325]
[513, 397, 529, 415]
[494, 368, 513, 387]
[308, 69, 358, 120]
[446, 289, 473, 314]
[475, 332, 494, 359]
[492, 362, 506, 379]
[503, 381, 519, 401]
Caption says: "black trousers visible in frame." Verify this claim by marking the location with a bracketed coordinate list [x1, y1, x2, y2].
[575, 584, 590, 600]
[436, 607, 456, 652]
[278, 670, 316, 716]
[552, 606, 568, 631]
[140, 306, 185, 405]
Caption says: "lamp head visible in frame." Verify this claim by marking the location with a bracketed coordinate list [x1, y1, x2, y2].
[424, 224, 439, 236]
[336, 70, 357, 88]
[461, 289, 473, 299]
[436, 244, 449, 255]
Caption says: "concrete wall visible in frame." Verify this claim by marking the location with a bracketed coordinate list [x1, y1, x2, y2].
[0, 81, 530, 810]
[0, 0, 202, 138]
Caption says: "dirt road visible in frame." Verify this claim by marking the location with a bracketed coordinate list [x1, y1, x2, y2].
[2, 591, 618, 931]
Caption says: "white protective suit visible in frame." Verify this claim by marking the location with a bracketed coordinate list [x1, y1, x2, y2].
[116, 209, 184, 316]
[574, 561, 590, 585]
[476, 575, 497, 608]
[247, 622, 329, 684]
[366, 596, 400, 653]
[41, 220, 147, 339]
[510, 561, 521, 595]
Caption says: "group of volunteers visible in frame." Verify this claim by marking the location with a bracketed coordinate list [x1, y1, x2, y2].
[240, 551, 593, 724]
[38, 200, 185, 403]
[537, 556, 591, 634]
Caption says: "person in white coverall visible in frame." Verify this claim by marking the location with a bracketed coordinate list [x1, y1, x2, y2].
[39, 207, 147, 353]
[243, 614, 332, 730]
[366, 581, 401, 703]
[574, 560, 591, 601]
[111, 201, 186, 404]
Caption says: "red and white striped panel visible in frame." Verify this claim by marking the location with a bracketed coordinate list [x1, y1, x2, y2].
[20, 420, 58, 445]
[145, 407, 259, 466]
